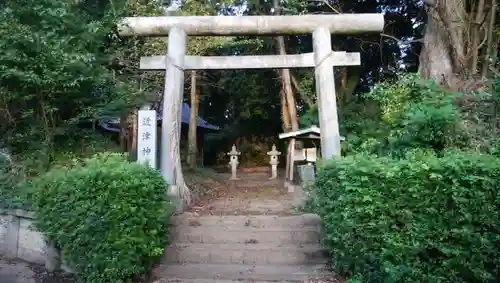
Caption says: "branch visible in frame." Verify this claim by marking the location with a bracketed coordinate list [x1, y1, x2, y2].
[477, 25, 489, 51]
[464, 25, 489, 62]
[321, 0, 341, 14]
[381, 33, 423, 44]
[307, 0, 342, 13]
[489, 66, 500, 77]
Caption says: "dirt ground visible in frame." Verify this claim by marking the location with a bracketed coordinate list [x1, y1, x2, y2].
[186, 170, 307, 216]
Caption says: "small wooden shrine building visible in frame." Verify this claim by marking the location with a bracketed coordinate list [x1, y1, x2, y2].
[279, 125, 345, 183]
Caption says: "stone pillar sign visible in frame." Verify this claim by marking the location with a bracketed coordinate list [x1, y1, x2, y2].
[227, 144, 240, 180]
[137, 110, 157, 169]
[267, 144, 281, 179]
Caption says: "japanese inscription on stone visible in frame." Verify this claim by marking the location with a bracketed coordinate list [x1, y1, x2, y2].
[137, 110, 157, 168]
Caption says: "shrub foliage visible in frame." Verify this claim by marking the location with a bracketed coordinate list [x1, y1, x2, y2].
[32, 153, 171, 283]
[347, 74, 468, 157]
[0, 150, 31, 209]
[0, 151, 18, 208]
[312, 150, 500, 282]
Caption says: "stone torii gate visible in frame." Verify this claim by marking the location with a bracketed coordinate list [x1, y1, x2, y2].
[118, 14, 384, 195]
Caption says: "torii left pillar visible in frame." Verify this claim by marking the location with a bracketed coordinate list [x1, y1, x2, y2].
[313, 26, 341, 158]
[161, 26, 187, 200]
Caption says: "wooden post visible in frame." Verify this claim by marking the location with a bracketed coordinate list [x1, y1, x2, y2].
[285, 142, 290, 180]
[313, 26, 341, 159]
[288, 138, 296, 182]
[188, 70, 198, 169]
[161, 27, 187, 186]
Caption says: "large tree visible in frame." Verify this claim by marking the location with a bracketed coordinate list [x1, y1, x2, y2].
[419, 0, 498, 89]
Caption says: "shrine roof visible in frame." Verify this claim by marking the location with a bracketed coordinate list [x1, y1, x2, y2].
[179, 103, 220, 130]
[278, 125, 345, 140]
[99, 103, 220, 133]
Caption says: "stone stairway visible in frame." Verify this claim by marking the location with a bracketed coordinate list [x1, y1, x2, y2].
[153, 213, 336, 282]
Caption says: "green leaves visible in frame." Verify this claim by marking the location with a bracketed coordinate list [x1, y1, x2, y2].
[0, 0, 162, 151]
[31, 152, 172, 283]
[312, 150, 500, 282]
[343, 74, 467, 157]
[0, 151, 28, 209]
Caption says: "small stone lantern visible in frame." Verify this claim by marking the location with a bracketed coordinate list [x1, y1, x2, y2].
[227, 144, 241, 180]
[267, 144, 281, 179]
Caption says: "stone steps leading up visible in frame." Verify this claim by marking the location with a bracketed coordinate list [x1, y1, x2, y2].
[155, 280, 315, 283]
[157, 213, 336, 282]
[171, 226, 321, 245]
[153, 263, 332, 282]
[164, 243, 328, 264]
[170, 213, 322, 229]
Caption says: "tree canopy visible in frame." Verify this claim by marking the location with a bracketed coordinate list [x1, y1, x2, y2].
[0, 0, 499, 168]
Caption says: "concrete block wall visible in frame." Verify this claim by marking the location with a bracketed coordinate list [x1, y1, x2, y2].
[0, 209, 69, 272]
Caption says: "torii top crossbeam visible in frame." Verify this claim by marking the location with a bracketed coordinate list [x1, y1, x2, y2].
[118, 14, 384, 37]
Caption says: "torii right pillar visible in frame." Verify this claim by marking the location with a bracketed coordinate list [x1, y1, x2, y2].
[313, 26, 343, 159]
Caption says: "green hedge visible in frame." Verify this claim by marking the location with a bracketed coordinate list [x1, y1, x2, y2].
[0, 152, 16, 208]
[31, 153, 172, 283]
[312, 150, 500, 283]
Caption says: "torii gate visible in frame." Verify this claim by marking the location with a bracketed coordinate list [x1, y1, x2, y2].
[118, 14, 384, 194]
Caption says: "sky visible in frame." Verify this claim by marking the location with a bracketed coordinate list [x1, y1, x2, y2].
[166, 0, 247, 15]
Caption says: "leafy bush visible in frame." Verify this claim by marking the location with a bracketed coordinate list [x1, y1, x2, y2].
[0, 149, 31, 209]
[32, 152, 172, 283]
[312, 150, 500, 282]
[488, 138, 500, 157]
[0, 150, 17, 208]
[343, 74, 467, 157]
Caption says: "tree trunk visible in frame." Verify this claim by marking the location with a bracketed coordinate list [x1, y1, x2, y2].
[129, 110, 138, 160]
[273, 0, 299, 132]
[280, 89, 292, 131]
[337, 66, 361, 105]
[419, 0, 466, 88]
[471, 0, 486, 74]
[481, 0, 497, 77]
[119, 111, 128, 153]
[419, 0, 498, 93]
[187, 70, 199, 169]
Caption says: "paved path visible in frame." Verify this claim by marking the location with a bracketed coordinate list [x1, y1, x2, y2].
[0, 259, 35, 283]
[0, 259, 74, 283]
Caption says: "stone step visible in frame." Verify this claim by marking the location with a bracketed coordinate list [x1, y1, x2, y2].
[170, 214, 322, 229]
[154, 263, 333, 282]
[172, 226, 321, 245]
[155, 280, 312, 283]
[163, 243, 328, 265]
